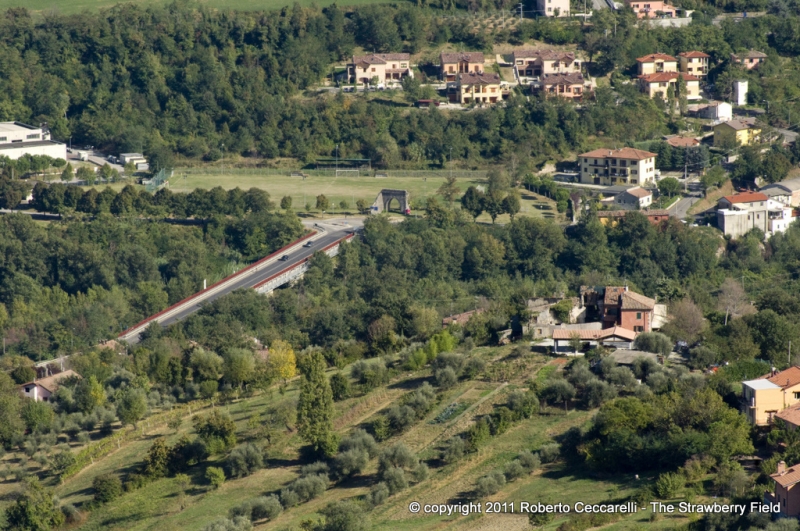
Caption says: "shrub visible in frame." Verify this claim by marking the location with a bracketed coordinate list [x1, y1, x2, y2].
[367, 482, 390, 506]
[466, 418, 491, 451]
[441, 437, 466, 464]
[318, 501, 369, 531]
[434, 367, 458, 389]
[508, 390, 539, 419]
[193, 411, 236, 454]
[300, 461, 330, 478]
[382, 467, 408, 494]
[504, 460, 525, 481]
[350, 359, 388, 390]
[227, 443, 264, 478]
[333, 449, 369, 478]
[339, 429, 378, 458]
[539, 443, 560, 463]
[280, 488, 299, 508]
[462, 356, 486, 379]
[201, 516, 253, 531]
[386, 405, 416, 433]
[61, 503, 80, 524]
[518, 450, 541, 472]
[655, 472, 684, 499]
[144, 438, 169, 478]
[633, 332, 672, 356]
[378, 443, 418, 474]
[487, 406, 514, 435]
[21, 401, 55, 432]
[93, 474, 123, 503]
[403, 348, 428, 371]
[582, 379, 617, 408]
[167, 436, 209, 474]
[124, 473, 148, 492]
[286, 474, 328, 502]
[413, 462, 429, 482]
[605, 367, 637, 388]
[432, 352, 464, 374]
[372, 416, 390, 441]
[250, 495, 282, 521]
[206, 467, 225, 489]
[330, 372, 350, 401]
[51, 450, 76, 475]
[475, 471, 506, 497]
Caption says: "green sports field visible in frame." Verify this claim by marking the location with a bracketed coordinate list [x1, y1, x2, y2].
[0, 0, 399, 15]
[166, 169, 565, 224]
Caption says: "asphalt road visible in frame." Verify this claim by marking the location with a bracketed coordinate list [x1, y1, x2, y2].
[669, 196, 700, 220]
[121, 223, 359, 343]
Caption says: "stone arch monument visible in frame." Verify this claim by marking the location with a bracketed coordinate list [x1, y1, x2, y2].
[371, 189, 410, 214]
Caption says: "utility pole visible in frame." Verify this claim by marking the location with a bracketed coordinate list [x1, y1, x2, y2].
[517, 2, 523, 20]
[336, 144, 339, 175]
[221, 144, 224, 176]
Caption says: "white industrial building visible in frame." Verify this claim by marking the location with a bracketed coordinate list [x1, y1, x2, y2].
[0, 122, 66, 161]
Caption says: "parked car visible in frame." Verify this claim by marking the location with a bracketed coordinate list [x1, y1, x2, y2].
[279, 255, 289, 261]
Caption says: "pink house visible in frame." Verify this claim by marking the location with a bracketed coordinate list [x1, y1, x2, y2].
[731, 50, 767, 70]
[626, 0, 677, 18]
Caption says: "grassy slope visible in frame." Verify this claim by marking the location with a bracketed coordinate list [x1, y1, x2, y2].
[1, 0, 399, 16]
[32, 347, 691, 531]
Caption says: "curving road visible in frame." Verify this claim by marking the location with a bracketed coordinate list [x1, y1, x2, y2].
[119, 219, 362, 344]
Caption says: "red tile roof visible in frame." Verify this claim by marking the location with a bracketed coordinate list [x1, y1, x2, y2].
[539, 72, 586, 86]
[458, 72, 502, 85]
[772, 463, 800, 488]
[666, 136, 700, 148]
[604, 286, 627, 306]
[722, 192, 768, 204]
[20, 370, 80, 393]
[678, 51, 710, 58]
[620, 291, 656, 311]
[636, 53, 677, 62]
[580, 147, 656, 160]
[351, 53, 410, 65]
[776, 405, 800, 428]
[623, 187, 652, 199]
[639, 72, 699, 83]
[767, 366, 800, 389]
[440, 52, 485, 64]
[552, 326, 637, 341]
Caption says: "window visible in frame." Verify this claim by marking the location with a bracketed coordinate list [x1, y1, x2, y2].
[794, 392, 800, 400]
[634, 326, 644, 332]
[0, 137, 6, 141]
[26, 134, 40, 140]
[392, 64, 396, 68]
[371, 68, 376, 72]
[401, 63, 407, 68]
[636, 312, 642, 319]
[631, 170, 638, 175]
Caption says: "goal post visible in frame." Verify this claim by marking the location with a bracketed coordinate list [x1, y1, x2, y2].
[335, 169, 360, 177]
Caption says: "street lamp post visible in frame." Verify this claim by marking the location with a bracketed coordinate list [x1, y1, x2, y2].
[221, 144, 224, 176]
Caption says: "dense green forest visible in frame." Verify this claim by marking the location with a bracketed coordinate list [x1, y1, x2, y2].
[0, 1, 798, 169]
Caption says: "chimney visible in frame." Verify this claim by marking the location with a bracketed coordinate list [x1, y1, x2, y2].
[778, 461, 787, 475]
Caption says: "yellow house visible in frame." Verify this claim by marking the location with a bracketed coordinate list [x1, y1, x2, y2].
[742, 366, 800, 426]
[713, 118, 761, 147]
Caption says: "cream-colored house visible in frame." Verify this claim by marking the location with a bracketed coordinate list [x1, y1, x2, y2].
[636, 53, 678, 76]
[531, 73, 589, 100]
[440, 52, 485, 82]
[456, 72, 506, 105]
[743, 367, 800, 425]
[513, 50, 581, 78]
[678, 51, 710, 78]
[579, 147, 658, 186]
[537, 0, 570, 16]
[20, 370, 80, 402]
[347, 53, 412, 86]
[638, 72, 701, 100]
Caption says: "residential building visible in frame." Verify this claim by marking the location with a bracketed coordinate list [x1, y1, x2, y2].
[626, 0, 677, 18]
[767, 461, 800, 517]
[443, 308, 484, 327]
[579, 285, 658, 333]
[731, 50, 767, 70]
[537, 0, 570, 16]
[347, 54, 412, 86]
[579, 147, 658, 186]
[455, 72, 506, 105]
[531, 73, 588, 100]
[597, 209, 671, 226]
[716, 192, 793, 239]
[613, 187, 653, 210]
[552, 326, 637, 353]
[760, 177, 800, 207]
[636, 53, 678, 76]
[439, 52, 485, 82]
[0, 122, 66, 161]
[742, 366, 800, 425]
[20, 370, 80, 402]
[638, 72, 701, 100]
[665, 136, 700, 148]
[513, 50, 581, 78]
[678, 51, 710, 78]
[692, 101, 733, 122]
[776, 404, 800, 430]
[713, 118, 760, 147]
